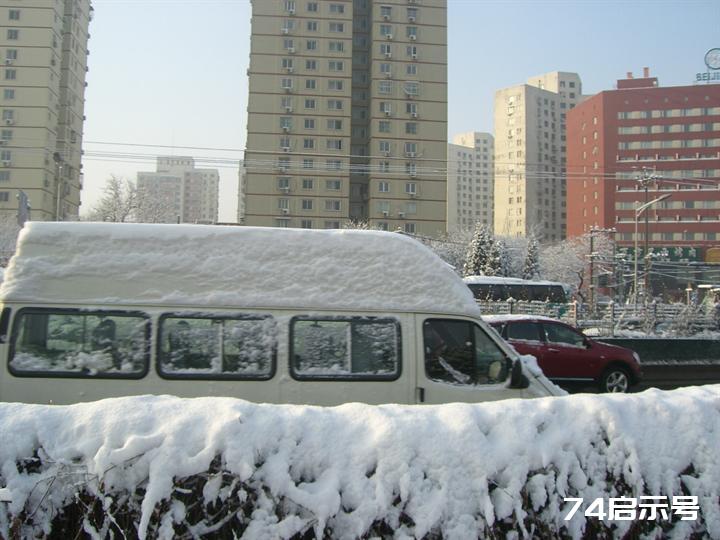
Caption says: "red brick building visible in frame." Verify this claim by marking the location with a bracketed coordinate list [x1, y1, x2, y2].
[566, 69, 720, 269]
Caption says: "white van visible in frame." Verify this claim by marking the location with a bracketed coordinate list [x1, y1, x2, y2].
[0, 222, 560, 405]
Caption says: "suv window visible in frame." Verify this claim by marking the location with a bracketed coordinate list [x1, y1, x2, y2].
[506, 321, 542, 342]
[423, 319, 508, 385]
[543, 322, 585, 348]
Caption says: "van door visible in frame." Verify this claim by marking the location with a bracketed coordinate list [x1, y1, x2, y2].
[415, 316, 525, 404]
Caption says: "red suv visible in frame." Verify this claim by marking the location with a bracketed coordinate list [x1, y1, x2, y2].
[485, 315, 642, 393]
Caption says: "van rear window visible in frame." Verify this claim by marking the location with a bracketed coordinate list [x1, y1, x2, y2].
[290, 317, 401, 380]
[9, 309, 149, 378]
[157, 314, 276, 380]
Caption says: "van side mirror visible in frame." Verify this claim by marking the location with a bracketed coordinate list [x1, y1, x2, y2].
[509, 359, 530, 389]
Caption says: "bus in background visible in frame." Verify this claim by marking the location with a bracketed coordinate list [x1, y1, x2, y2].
[463, 276, 570, 304]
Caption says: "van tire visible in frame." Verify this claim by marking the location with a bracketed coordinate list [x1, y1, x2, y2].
[599, 366, 631, 393]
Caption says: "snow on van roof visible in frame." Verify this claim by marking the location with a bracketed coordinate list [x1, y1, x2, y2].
[0, 222, 480, 315]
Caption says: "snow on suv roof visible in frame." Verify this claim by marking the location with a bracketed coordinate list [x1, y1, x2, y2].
[483, 314, 562, 325]
[0, 222, 480, 315]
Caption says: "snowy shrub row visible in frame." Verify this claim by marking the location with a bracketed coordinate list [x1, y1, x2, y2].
[0, 388, 719, 539]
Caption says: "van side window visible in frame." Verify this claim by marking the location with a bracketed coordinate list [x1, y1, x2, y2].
[290, 317, 401, 380]
[423, 319, 509, 385]
[9, 309, 149, 378]
[158, 315, 276, 379]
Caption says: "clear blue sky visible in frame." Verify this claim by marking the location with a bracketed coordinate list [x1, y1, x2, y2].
[81, 0, 720, 221]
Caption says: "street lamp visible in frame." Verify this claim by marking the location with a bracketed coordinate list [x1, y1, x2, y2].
[633, 193, 671, 306]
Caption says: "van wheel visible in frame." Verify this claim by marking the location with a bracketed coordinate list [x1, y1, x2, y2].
[599, 366, 630, 393]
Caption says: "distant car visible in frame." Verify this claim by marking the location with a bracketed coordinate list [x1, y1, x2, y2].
[485, 315, 642, 393]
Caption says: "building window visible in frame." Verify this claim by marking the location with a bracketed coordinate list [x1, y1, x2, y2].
[0, 171, 9, 182]
[7, 29, 18, 40]
[328, 79, 343, 91]
[8, 9, 20, 20]
[329, 22, 344, 33]
[381, 6, 392, 18]
[302, 178, 314, 189]
[379, 81, 392, 94]
[379, 140, 390, 153]
[328, 41, 344, 52]
[324, 221, 340, 229]
[326, 179, 341, 191]
[406, 26, 417, 38]
[325, 200, 341, 211]
[404, 223, 415, 234]
[301, 199, 313, 210]
[305, 59, 317, 70]
[4, 69, 16, 80]
[303, 138, 315, 149]
[380, 63, 391, 75]
[405, 182, 417, 195]
[405, 122, 417, 135]
[327, 99, 343, 110]
[380, 24, 392, 36]
[306, 21, 318, 32]
[326, 159, 342, 170]
[306, 40, 317, 50]
[303, 159, 314, 169]
[278, 199, 289, 210]
[279, 117, 292, 130]
[1, 130, 12, 141]
[306, 79, 316, 90]
[380, 43, 392, 55]
[404, 81, 419, 96]
[329, 60, 344, 71]
[327, 119, 342, 130]
[304, 118, 315, 129]
[307, 2, 318, 12]
[326, 139, 342, 150]
[329, 3, 345, 13]
[379, 181, 389, 193]
[304, 98, 316, 109]
[406, 64, 417, 76]
[379, 120, 391, 133]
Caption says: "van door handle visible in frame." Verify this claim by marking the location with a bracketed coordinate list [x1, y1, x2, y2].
[416, 386, 425, 403]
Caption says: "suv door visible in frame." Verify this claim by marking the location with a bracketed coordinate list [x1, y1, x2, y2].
[539, 321, 598, 381]
[417, 317, 522, 404]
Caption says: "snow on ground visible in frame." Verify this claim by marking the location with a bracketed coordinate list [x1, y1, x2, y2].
[1, 386, 719, 539]
[0, 222, 479, 316]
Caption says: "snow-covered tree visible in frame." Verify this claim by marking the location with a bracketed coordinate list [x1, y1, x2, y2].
[0, 214, 21, 265]
[522, 234, 541, 280]
[85, 176, 137, 223]
[483, 236, 502, 276]
[496, 239, 512, 277]
[462, 222, 491, 277]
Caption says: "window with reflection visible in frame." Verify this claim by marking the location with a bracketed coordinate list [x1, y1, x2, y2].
[423, 319, 509, 385]
[291, 317, 400, 380]
[158, 314, 276, 379]
[10, 309, 149, 378]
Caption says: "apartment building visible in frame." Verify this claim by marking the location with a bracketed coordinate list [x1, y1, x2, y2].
[137, 157, 219, 224]
[447, 131, 493, 232]
[566, 69, 720, 264]
[0, 0, 92, 222]
[493, 71, 582, 241]
[242, 0, 447, 235]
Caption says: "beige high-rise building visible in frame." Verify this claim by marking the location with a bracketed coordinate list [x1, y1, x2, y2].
[447, 131, 493, 232]
[137, 157, 219, 224]
[493, 71, 582, 242]
[242, 0, 447, 235]
[0, 0, 92, 222]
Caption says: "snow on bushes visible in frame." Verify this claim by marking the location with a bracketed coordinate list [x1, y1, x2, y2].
[1, 387, 719, 539]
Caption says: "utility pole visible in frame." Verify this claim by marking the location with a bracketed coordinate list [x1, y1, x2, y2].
[636, 167, 660, 296]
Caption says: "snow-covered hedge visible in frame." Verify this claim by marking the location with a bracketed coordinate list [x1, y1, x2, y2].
[1, 388, 719, 539]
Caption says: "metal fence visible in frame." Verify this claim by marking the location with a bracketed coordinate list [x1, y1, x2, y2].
[475, 299, 719, 337]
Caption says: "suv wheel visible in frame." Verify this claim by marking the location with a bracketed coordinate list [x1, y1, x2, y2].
[599, 366, 630, 393]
